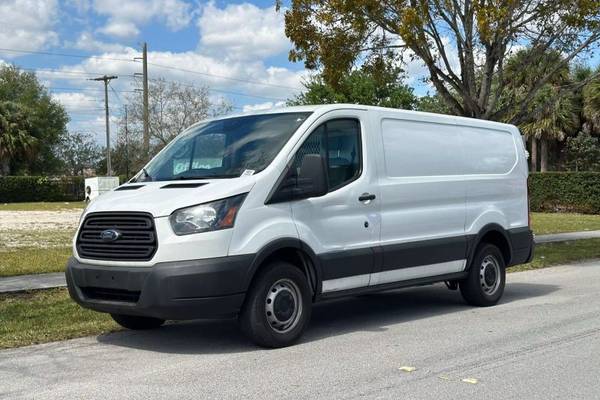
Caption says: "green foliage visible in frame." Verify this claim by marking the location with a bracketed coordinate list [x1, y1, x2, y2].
[0, 101, 36, 175]
[566, 132, 600, 171]
[529, 172, 600, 213]
[582, 66, 600, 132]
[0, 65, 68, 175]
[416, 94, 452, 115]
[290, 61, 417, 109]
[55, 131, 102, 176]
[0, 176, 84, 203]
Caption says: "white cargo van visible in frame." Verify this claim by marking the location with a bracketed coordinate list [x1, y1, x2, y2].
[66, 105, 534, 347]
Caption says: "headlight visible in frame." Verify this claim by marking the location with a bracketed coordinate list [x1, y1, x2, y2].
[169, 194, 247, 235]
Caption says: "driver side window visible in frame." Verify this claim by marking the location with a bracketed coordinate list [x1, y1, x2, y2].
[293, 118, 361, 192]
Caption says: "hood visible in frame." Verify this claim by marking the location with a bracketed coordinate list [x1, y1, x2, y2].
[84, 176, 256, 218]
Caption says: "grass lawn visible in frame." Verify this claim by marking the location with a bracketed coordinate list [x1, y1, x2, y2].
[1, 239, 599, 350]
[531, 212, 600, 235]
[0, 289, 117, 349]
[0, 247, 72, 277]
[0, 202, 86, 211]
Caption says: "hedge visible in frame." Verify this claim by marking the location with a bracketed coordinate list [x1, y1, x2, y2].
[0, 176, 85, 203]
[529, 172, 600, 214]
[1, 173, 599, 213]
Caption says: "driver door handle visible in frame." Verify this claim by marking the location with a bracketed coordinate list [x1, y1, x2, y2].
[358, 193, 376, 202]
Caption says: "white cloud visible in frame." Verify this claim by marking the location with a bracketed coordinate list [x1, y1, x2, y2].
[0, 0, 59, 57]
[98, 21, 140, 39]
[198, 2, 290, 61]
[93, 0, 192, 38]
[243, 101, 286, 113]
[67, 32, 129, 53]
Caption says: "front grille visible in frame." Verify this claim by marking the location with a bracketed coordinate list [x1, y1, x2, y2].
[81, 286, 141, 303]
[76, 212, 157, 261]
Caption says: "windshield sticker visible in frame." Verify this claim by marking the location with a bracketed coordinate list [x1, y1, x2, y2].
[241, 169, 255, 177]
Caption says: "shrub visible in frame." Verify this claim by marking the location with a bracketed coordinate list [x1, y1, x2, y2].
[529, 172, 600, 214]
[0, 176, 84, 202]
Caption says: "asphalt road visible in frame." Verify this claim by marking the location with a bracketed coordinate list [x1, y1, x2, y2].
[1, 261, 599, 399]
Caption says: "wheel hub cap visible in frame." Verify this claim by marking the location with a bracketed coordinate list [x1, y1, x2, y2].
[479, 255, 501, 295]
[265, 279, 302, 333]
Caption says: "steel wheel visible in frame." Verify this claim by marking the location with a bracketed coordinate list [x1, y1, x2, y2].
[479, 255, 501, 295]
[265, 278, 303, 333]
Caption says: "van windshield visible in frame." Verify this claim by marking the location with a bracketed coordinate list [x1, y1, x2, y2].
[138, 112, 311, 181]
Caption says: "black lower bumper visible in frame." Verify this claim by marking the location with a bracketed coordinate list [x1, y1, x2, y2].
[508, 228, 535, 267]
[66, 255, 254, 320]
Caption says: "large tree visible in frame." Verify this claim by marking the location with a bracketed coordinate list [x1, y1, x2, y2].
[54, 131, 102, 176]
[0, 65, 68, 175]
[502, 48, 579, 171]
[280, 0, 600, 122]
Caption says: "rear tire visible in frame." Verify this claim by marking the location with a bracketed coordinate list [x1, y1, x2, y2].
[460, 244, 506, 306]
[111, 314, 165, 330]
[239, 261, 312, 348]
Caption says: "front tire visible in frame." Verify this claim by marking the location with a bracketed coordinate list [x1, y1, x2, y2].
[460, 244, 506, 306]
[111, 314, 165, 330]
[239, 261, 312, 348]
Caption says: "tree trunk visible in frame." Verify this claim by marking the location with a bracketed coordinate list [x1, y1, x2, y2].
[0, 158, 9, 176]
[530, 137, 538, 172]
[540, 139, 549, 172]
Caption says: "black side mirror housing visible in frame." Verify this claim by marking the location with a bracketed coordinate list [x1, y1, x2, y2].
[267, 154, 327, 203]
[295, 154, 328, 198]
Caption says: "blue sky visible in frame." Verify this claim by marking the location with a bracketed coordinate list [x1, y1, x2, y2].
[0, 0, 598, 145]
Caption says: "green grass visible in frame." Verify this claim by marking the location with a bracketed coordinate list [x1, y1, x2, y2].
[0, 202, 86, 211]
[510, 238, 600, 273]
[1, 239, 599, 350]
[0, 289, 118, 349]
[0, 247, 72, 277]
[531, 212, 600, 235]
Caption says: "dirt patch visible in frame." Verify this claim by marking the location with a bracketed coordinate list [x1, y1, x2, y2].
[0, 210, 82, 231]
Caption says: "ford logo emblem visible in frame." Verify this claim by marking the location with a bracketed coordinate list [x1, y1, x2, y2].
[100, 229, 121, 242]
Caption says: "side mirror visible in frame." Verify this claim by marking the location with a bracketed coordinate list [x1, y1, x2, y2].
[295, 154, 328, 199]
[267, 154, 327, 204]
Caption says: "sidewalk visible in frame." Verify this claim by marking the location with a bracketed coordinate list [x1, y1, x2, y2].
[2, 230, 600, 294]
[0, 273, 66, 294]
[534, 230, 600, 244]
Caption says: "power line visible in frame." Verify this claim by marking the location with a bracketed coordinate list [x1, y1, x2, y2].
[0, 47, 136, 63]
[1, 46, 301, 91]
[147, 61, 301, 90]
[48, 86, 136, 93]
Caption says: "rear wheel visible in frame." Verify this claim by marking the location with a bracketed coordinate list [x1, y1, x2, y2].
[111, 314, 165, 330]
[239, 261, 312, 348]
[460, 244, 506, 306]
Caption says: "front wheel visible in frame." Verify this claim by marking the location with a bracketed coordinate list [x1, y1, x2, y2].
[111, 314, 165, 330]
[460, 244, 506, 306]
[239, 261, 312, 348]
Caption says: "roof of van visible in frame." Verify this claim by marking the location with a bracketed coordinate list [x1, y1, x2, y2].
[189, 103, 518, 132]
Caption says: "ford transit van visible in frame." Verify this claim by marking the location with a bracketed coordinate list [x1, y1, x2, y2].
[66, 104, 534, 347]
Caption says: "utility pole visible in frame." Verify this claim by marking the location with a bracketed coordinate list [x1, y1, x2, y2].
[134, 42, 150, 158]
[124, 105, 130, 179]
[89, 75, 118, 176]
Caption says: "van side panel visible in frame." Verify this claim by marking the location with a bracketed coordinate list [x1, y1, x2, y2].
[372, 115, 468, 285]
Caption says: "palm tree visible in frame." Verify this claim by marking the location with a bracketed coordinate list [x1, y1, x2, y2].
[582, 67, 600, 134]
[0, 101, 36, 175]
[520, 85, 579, 171]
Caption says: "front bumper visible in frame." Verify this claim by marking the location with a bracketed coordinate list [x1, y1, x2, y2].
[66, 255, 254, 320]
